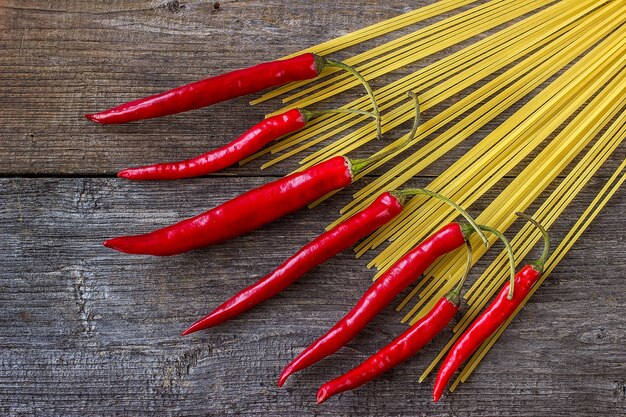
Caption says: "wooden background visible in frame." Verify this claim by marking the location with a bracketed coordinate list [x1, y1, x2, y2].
[1, 1, 624, 416]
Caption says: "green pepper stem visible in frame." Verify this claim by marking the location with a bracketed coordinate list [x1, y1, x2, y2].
[391, 187, 488, 247]
[446, 241, 474, 305]
[350, 91, 420, 175]
[478, 225, 516, 300]
[515, 212, 550, 274]
[301, 108, 378, 122]
[323, 58, 382, 139]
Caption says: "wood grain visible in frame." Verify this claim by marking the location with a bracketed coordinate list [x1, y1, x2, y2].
[0, 1, 624, 416]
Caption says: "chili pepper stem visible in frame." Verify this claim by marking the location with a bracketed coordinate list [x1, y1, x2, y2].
[477, 225, 516, 300]
[301, 108, 378, 122]
[460, 222, 477, 240]
[313, 54, 327, 75]
[323, 58, 382, 139]
[391, 188, 488, 247]
[349, 92, 420, 175]
[446, 242, 473, 305]
[515, 212, 550, 273]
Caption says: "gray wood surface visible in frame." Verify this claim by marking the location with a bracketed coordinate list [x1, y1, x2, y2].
[1, 1, 624, 416]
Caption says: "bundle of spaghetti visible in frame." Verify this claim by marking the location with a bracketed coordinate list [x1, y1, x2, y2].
[246, 0, 544, 162]
[416, 92, 625, 385]
[448, 156, 626, 392]
[253, 0, 623, 288]
[251, 0, 535, 106]
[240, 0, 626, 393]
[244, 0, 608, 171]
[244, 0, 626, 393]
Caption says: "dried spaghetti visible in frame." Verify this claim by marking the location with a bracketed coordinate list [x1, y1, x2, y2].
[248, 0, 625, 395]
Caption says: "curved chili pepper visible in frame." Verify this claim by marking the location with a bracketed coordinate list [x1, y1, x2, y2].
[182, 191, 406, 335]
[85, 53, 382, 137]
[117, 108, 376, 181]
[118, 108, 308, 180]
[104, 93, 421, 256]
[432, 213, 550, 402]
[278, 221, 479, 387]
[317, 243, 474, 404]
[85, 54, 324, 124]
[104, 155, 353, 256]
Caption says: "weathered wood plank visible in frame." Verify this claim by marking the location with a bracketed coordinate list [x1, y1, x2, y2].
[0, 178, 624, 416]
[6, 0, 615, 178]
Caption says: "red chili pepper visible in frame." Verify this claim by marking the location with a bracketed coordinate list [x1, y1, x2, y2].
[118, 108, 307, 180]
[182, 191, 406, 335]
[316, 243, 474, 404]
[117, 107, 376, 181]
[278, 219, 483, 387]
[85, 54, 323, 124]
[103, 93, 420, 256]
[104, 155, 353, 256]
[85, 53, 381, 137]
[432, 213, 550, 402]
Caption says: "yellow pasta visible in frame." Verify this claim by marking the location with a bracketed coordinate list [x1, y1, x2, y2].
[273, 0, 545, 112]
[247, 0, 626, 394]
[242, 0, 582, 166]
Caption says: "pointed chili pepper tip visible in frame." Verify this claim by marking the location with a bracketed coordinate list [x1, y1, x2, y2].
[102, 239, 116, 249]
[181, 327, 195, 336]
[277, 369, 291, 387]
[103, 238, 129, 253]
[433, 391, 442, 403]
[182, 314, 220, 335]
[84, 113, 104, 124]
[316, 386, 331, 404]
[182, 316, 214, 335]
[117, 169, 133, 179]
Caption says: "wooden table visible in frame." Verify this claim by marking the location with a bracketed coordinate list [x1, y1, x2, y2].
[1, 1, 624, 415]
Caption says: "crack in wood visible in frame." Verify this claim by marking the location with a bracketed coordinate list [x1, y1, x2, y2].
[69, 264, 95, 337]
[75, 179, 104, 211]
[159, 0, 186, 14]
[10, 178, 24, 225]
[614, 380, 626, 402]
[161, 346, 207, 387]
